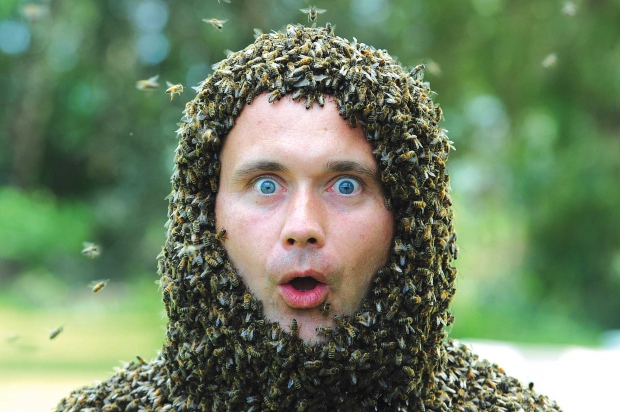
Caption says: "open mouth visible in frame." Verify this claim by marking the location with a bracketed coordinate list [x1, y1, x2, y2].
[279, 275, 329, 309]
[289, 277, 321, 292]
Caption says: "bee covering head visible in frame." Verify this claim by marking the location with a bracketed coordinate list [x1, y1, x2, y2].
[57, 24, 561, 412]
[161, 23, 455, 410]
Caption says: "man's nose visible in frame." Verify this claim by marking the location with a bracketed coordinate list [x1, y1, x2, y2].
[281, 188, 326, 248]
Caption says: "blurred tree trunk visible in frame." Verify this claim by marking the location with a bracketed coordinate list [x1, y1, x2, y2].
[9, 54, 52, 189]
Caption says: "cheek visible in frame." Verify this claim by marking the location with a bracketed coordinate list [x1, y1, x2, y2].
[216, 196, 277, 270]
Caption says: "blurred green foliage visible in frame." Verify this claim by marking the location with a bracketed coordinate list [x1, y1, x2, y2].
[1, 0, 619, 347]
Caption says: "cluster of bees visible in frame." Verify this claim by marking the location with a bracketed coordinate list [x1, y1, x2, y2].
[57, 19, 560, 412]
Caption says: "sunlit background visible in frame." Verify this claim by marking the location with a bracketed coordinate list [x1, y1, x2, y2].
[1, 0, 619, 411]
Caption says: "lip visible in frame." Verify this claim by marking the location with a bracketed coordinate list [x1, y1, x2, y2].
[277, 270, 329, 309]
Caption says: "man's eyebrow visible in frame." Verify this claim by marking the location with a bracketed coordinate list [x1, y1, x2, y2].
[324, 160, 378, 181]
[230, 160, 289, 184]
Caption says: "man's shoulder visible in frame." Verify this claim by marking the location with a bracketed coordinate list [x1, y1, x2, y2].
[431, 339, 562, 412]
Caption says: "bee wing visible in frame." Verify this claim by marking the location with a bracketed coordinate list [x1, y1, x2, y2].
[316, 8, 327, 13]
[299, 8, 311, 13]
[166, 81, 174, 88]
[147, 74, 160, 82]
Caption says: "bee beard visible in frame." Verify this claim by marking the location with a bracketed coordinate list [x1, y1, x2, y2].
[161, 247, 444, 411]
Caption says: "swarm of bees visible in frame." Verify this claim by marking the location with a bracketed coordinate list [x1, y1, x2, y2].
[57, 24, 561, 412]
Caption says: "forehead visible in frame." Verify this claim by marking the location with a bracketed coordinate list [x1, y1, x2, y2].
[220, 94, 377, 170]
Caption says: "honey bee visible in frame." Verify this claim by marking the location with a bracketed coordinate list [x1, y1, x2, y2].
[409, 64, 425, 80]
[81, 242, 101, 259]
[136, 74, 160, 91]
[422, 224, 432, 241]
[344, 324, 357, 339]
[397, 150, 418, 164]
[299, 6, 326, 23]
[315, 326, 331, 336]
[165, 82, 184, 100]
[303, 360, 321, 369]
[239, 294, 254, 313]
[246, 346, 261, 358]
[290, 319, 299, 337]
[49, 325, 64, 340]
[202, 18, 229, 30]
[394, 238, 406, 254]
[89, 279, 110, 293]
[320, 301, 331, 317]
[403, 366, 415, 377]
[289, 372, 301, 390]
[136, 355, 146, 365]
[215, 228, 227, 241]
[395, 350, 403, 366]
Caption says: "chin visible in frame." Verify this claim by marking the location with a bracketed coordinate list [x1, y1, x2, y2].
[268, 308, 335, 344]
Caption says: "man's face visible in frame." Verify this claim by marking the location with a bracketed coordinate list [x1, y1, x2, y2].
[215, 94, 394, 342]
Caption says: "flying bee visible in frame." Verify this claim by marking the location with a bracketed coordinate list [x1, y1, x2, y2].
[81, 242, 101, 259]
[202, 18, 228, 30]
[299, 6, 326, 23]
[136, 74, 160, 91]
[49, 325, 64, 340]
[165, 82, 184, 100]
[89, 279, 110, 293]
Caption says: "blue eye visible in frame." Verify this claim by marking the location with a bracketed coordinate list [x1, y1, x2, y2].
[255, 178, 278, 194]
[336, 178, 358, 195]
